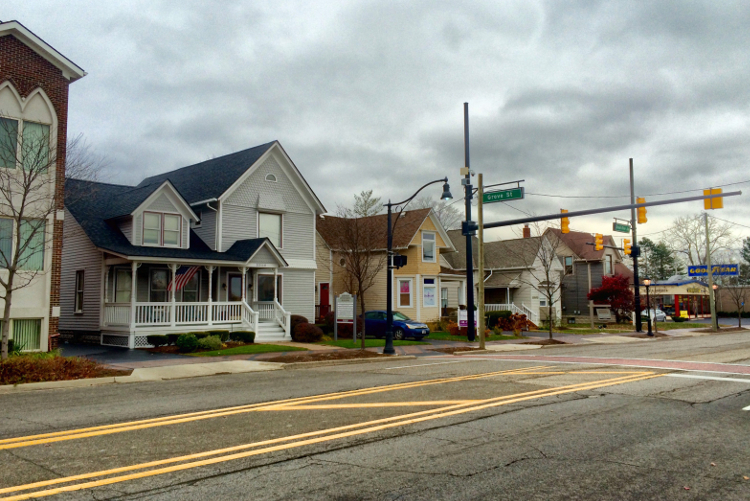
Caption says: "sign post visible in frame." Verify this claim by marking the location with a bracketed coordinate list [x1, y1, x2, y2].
[334, 293, 356, 342]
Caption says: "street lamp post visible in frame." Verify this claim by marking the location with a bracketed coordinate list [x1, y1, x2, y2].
[643, 278, 653, 337]
[383, 178, 452, 355]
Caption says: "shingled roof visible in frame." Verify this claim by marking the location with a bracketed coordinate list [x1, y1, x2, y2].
[443, 229, 550, 271]
[65, 178, 284, 263]
[546, 228, 617, 261]
[137, 142, 276, 204]
[317, 208, 434, 251]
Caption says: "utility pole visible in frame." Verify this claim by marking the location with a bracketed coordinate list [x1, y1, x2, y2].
[478, 173, 485, 349]
[705, 212, 718, 331]
[629, 159, 643, 332]
[462, 103, 476, 341]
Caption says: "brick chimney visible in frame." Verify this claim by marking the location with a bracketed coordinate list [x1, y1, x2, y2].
[523, 225, 531, 238]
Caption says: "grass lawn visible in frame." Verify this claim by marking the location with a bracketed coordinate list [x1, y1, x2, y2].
[318, 339, 430, 348]
[187, 344, 307, 357]
[549, 322, 717, 335]
[427, 332, 522, 342]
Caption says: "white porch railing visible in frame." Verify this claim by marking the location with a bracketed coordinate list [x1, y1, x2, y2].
[485, 303, 539, 324]
[255, 302, 275, 322]
[104, 301, 259, 330]
[274, 300, 291, 337]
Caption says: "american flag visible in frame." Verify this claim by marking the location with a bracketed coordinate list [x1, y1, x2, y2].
[168, 266, 201, 291]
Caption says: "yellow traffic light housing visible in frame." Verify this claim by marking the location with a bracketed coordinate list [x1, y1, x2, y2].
[624, 239, 631, 255]
[595, 233, 604, 251]
[704, 188, 723, 210]
[560, 209, 570, 233]
[637, 197, 647, 224]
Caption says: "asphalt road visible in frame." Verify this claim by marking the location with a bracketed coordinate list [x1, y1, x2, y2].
[2, 332, 750, 500]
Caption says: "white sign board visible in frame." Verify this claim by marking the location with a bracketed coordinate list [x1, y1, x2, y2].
[458, 309, 478, 328]
[336, 293, 354, 321]
[596, 308, 612, 321]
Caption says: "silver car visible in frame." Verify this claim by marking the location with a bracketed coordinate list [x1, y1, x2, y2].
[642, 309, 667, 322]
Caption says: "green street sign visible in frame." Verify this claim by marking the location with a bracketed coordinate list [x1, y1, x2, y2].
[613, 222, 631, 233]
[483, 187, 524, 204]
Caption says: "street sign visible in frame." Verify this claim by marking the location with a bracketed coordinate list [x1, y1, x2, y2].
[687, 264, 739, 277]
[482, 187, 524, 204]
[613, 222, 631, 233]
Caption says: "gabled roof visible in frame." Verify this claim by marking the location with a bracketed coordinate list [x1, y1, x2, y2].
[442, 230, 550, 271]
[546, 228, 616, 261]
[317, 208, 441, 251]
[0, 20, 86, 81]
[138, 142, 276, 204]
[65, 178, 283, 264]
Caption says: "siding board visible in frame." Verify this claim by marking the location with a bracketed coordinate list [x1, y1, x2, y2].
[60, 212, 103, 332]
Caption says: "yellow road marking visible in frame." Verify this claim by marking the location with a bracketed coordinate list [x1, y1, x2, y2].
[0, 365, 550, 450]
[261, 401, 482, 409]
[0, 372, 661, 499]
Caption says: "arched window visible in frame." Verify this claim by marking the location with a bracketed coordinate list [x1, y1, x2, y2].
[265, 173, 277, 182]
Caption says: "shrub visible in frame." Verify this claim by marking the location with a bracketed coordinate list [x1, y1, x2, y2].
[166, 333, 181, 345]
[486, 311, 512, 329]
[192, 332, 211, 340]
[294, 322, 324, 343]
[176, 334, 198, 352]
[1, 354, 102, 385]
[671, 316, 688, 323]
[314, 323, 329, 334]
[324, 311, 335, 331]
[447, 321, 460, 336]
[208, 330, 230, 341]
[232, 331, 255, 343]
[146, 335, 169, 347]
[333, 317, 364, 339]
[290, 315, 309, 332]
[8, 339, 24, 356]
[197, 335, 223, 351]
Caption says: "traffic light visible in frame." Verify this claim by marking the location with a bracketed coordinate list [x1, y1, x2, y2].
[637, 197, 647, 224]
[704, 188, 723, 210]
[595, 233, 604, 251]
[624, 239, 631, 255]
[560, 209, 570, 233]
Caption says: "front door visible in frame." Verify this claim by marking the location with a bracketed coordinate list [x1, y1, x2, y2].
[228, 273, 243, 302]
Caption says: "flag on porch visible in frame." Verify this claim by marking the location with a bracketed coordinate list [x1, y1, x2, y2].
[168, 266, 200, 291]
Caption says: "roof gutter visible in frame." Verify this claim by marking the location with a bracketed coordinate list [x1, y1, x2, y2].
[190, 198, 218, 207]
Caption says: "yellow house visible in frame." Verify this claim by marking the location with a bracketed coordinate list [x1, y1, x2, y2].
[316, 208, 455, 322]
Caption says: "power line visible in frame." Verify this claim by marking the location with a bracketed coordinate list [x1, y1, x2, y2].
[707, 214, 750, 231]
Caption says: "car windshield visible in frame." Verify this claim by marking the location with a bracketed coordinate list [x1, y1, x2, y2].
[393, 312, 411, 321]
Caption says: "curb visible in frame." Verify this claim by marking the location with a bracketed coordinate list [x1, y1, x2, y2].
[0, 376, 118, 394]
[282, 355, 417, 369]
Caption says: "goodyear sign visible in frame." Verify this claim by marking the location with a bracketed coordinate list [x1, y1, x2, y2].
[687, 264, 739, 276]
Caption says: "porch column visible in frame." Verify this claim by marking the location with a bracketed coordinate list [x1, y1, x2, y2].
[101, 264, 109, 329]
[273, 267, 278, 302]
[170, 263, 178, 327]
[507, 287, 510, 305]
[207, 266, 214, 326]
[241, 266, 248, 302]
[129, 261, 137, 349]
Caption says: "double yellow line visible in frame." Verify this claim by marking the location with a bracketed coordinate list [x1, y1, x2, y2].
[0, 369, 660, 500]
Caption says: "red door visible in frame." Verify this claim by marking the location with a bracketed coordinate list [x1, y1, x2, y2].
[319, 283, 330, 321]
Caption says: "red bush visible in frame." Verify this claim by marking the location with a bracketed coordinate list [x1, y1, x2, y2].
[0, 356, 103, 385]
[293, 322, 324, 343]
[332, 317, 365, 339]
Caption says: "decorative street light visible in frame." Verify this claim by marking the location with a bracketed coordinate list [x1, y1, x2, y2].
[643, 278, 653, 337]
[383, 178, 452, 355]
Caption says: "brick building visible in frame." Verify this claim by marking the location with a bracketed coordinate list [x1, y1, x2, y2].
[0, 21, 86, 350]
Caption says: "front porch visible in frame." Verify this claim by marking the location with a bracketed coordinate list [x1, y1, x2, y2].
[100, 259, 291, 348]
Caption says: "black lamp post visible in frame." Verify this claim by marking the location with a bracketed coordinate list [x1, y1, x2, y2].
[383, 178, 452, 355]
[643, 278, 653, 336]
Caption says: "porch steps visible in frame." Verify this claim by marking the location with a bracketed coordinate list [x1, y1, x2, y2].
[254, 321, 287, 342]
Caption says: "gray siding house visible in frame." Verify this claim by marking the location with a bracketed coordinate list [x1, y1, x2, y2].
[60, 141, 325, 347]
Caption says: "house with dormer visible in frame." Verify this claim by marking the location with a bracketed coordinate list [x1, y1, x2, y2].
[60, 141, 325, 348]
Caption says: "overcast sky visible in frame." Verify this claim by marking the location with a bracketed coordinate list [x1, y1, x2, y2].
[5, 0, 750, 248]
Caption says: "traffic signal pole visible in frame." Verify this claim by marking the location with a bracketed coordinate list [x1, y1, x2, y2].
[463, 103, 476, 342]
[629, 159, 643, 333]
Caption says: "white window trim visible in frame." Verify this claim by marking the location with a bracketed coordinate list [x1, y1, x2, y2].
[162, 214, 182, 248]
[257, 212, 283, 249]
[265, 173, 277, 182]
[142, 211, 182, 248]
[74, 270, 84, 314]
[421, 231, 436, 263]
[396, 277, 413, 308]
[422, 281, 438, 308]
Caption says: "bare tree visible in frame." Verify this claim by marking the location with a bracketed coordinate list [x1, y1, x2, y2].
[337, 190, 382, 218]
[665, 214, 735, 266]
[719, 281, 749, 328]
[65, 133, 110, 182]
[412, 195, 461, 230]
[494, 223, 566, 339]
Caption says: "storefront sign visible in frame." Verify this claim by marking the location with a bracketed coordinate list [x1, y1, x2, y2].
[688, 264, 739, 276]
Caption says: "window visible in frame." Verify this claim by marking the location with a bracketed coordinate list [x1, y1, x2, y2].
[19, 219, 44, 271]
[605, 255, 613, 275]
[423, 278, 437, 307]
[257, 274, 282, 302]
[564, 256, 573, 275]
[265, 173, 277, 182]
[540, 299, 548, 307]
[115, 268, 132, 303]
[22, 122, 50, 172]
[74, 270, 85, 313]
[0, 218, 12, 267]
[143, 213, 161, 245]
[163, 215, 180, 246]
[422, 232, 436, 262]
[397, 278, 412, 308]
[181, 272, 200, 302]
[150, 269, 169, 302]
[0, 117, 18, 169]
[7, 319, 41, 351]
[259, 213, 282, 247]
[441, 288, 448, 309]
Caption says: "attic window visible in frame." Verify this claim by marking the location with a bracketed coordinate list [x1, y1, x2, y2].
[265, 174, 277, 182]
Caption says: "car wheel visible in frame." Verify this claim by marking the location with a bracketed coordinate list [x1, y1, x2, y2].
[394, 328, 405, 340]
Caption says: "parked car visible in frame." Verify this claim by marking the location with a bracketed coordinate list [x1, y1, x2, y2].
[642, 309, 667, 322]
[362, 311, 430, 340]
